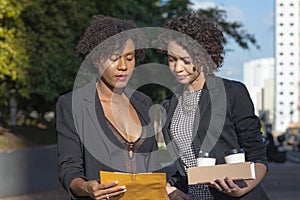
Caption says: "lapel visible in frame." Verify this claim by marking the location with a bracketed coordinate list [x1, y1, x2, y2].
[81, 79, 112, 162]
[194, 76, 227, 153]
[166, 77, 217, 135]
[81, 82, 152, 162]
[194, 76, 217, 136]
[192, 87, 210, 138]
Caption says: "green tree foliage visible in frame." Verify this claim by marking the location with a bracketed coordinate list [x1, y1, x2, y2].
[0, 0, 260, 116]
[0, 0, 30, 106]
[161, 0, 193, 20]
[197, 8, 259, 50]
[20, 0, 97, 105]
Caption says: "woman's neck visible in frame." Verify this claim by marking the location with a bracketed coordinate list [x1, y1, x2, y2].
[96, 80, 124, 102]
[186, 72, 206, 91]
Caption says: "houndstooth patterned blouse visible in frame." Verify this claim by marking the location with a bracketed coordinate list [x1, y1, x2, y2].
[170, 89, 213, 200]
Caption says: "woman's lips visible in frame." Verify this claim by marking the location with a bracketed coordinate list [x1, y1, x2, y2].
[116, 75, 127, 81]
[176, 75, 186, 80]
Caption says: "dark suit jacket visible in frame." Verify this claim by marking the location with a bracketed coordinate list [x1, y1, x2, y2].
[162, 76, 269, 199]
[56, 80, 161, 199]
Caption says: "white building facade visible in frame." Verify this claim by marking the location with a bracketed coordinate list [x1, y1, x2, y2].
[243, 58, 275, 124]
[275, 0, 300, 133]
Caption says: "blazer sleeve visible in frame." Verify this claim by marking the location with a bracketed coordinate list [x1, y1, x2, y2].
[56, 94, 87, 198]
[229, 81, 268, 167]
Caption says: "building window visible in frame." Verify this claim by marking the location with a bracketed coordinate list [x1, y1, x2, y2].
[279, 3, 283, 6]
[290, 23, 294, 26]
[290, 92, 294, 95]
[290, 3, 294, 6]
[290, 72, 294, 75]
[279, 62, 283, 65]
[290, 52, 294, 56]
[290, 42, 294, 46]
[290, 62, 294, 65]
[280, 33, 284, 36]
[290, 13, 294, 16]
[279, 82, 283, 85]
[280, 102, 284, 105]
[279, 52, 283, 56]
[279, 72, 283, 75]
[290, 32, 294, 36]
[280, 111, 283, 115]
[279, 42, 283, 46]
[280, 91, 283, 95]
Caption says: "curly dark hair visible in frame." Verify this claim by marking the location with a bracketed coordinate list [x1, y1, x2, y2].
[76, 15, 146, 71]
[156, 12, 224, 75]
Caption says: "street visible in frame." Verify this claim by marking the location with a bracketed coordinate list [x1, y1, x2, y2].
[0, 151, 299, 200]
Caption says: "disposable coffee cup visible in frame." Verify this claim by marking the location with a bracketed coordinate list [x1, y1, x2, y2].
[197, 152, 216, 167]
[224, 148, 245, 164]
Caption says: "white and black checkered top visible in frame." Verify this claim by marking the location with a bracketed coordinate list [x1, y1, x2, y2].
[170, 89, 213, 199]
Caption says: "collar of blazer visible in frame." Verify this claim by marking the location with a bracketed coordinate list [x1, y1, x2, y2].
[82, 78, 150, 110]
[70, 79, 152, 167]
[165, 75, 227, 152]
[165, 75, 218, 128]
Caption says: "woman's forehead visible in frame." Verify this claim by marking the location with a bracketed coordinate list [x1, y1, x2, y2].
[167, 41, 190, 58]
[111, 39, 135, 56]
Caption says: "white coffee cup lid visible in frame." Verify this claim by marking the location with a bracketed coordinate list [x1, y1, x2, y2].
[225, 148, 244, 156]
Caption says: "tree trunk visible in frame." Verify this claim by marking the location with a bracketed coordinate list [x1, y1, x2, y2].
[9, 95, 17, 126]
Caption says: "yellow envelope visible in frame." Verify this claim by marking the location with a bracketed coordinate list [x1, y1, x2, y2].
[100, 171, 167, 200]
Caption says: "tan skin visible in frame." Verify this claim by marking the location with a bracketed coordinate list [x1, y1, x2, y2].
[97, 39, 142, 143]
[167, 41, 267, 198]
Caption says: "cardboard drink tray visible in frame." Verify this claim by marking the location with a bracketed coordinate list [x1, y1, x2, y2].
[187, 161, 255, 184]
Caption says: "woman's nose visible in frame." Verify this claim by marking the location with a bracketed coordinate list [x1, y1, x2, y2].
[117, 57, 128, 70]
[174, 60, 184, 72]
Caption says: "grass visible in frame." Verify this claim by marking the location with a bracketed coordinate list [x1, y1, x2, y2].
[0, 122, 56, 152]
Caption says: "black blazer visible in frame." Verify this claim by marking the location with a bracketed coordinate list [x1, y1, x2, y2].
[56, 80, 161, 199]
[162, 76, 269, 199]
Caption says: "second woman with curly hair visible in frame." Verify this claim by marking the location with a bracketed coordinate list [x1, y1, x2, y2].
[159, 12, 269, 199]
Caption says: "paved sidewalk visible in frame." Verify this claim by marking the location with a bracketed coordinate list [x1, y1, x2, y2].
[1, 160, 299, 200]
[0, 188, 68, 200]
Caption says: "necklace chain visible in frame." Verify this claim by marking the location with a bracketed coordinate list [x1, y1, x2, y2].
[181, 90, 202, 113]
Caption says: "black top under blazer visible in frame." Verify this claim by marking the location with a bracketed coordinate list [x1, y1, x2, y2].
[162, 75, 269, 200]
[56, 80, 161, 199]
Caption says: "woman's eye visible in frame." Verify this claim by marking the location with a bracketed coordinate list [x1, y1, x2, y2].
[184, 60, 191, 65]
[168, 57, 175, 62]
[110, 57, 118, 62]
[126, 56, 134, 61]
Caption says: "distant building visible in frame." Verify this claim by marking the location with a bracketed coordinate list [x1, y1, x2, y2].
[243, 58, 275, 125]
[275, 0, 300, 133]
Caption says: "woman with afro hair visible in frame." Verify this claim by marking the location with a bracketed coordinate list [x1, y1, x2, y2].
[56, 15, 172, 199]
[159, 12, 269, 200]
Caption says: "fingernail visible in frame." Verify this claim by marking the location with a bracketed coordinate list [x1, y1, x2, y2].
[123, 189, 127, 192]
[121, 186, 126, 189]
[114, 181, 118, 184]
